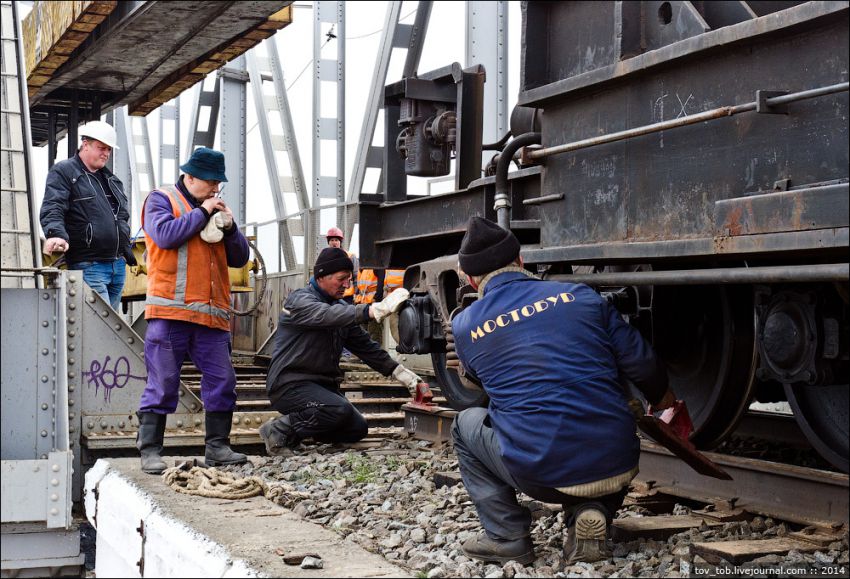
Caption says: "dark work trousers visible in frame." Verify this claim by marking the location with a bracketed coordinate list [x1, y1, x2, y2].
[271, 381, 368, 444]
[452, 407, 628, 540]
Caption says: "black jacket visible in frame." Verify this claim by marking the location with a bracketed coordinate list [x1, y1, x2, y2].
[266, 279, 398, 403]
[39, 154, 132, 264]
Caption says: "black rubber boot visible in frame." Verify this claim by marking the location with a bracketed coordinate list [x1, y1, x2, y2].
[136, 412, 167, 474]
[565, 506, 611, 563]
[461, 532, 535, 565]
[204, 412, 248, 466]
[258, 415, 300, 456]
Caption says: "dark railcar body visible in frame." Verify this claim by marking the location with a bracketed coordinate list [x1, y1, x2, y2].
[359, 1, 849, 471]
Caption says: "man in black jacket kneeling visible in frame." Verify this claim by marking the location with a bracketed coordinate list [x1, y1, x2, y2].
[260, 247, 422, 453]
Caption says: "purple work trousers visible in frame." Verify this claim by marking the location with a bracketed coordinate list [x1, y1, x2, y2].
[140, 318, 237, 413]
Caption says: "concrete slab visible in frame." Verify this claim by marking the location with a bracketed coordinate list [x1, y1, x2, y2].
[84, 457, 408, 578]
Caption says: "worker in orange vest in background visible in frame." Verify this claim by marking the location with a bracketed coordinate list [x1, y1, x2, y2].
[355, 267, 405, 343]
[326, 227, 358, 304]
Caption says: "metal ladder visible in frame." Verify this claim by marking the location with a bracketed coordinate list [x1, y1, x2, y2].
[0, 0, 40, 288]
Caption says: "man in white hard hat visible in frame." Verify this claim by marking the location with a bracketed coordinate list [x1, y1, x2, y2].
[40, 120, 136, 310]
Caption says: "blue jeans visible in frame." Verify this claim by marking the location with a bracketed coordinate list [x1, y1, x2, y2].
[69, 258, 126, 310]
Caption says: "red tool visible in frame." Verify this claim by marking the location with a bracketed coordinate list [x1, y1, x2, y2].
[408, 382, 435, 410]
[638, 400, 733, 480]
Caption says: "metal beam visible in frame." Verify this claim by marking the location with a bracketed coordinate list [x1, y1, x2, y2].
[312, 1, 346, 262]
[347, 1, 433, 215]
[466, 1, 509, 162]
[219, 57, 248, 227]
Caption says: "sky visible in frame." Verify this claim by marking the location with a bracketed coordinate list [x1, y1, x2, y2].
[23, 1, 523, 272]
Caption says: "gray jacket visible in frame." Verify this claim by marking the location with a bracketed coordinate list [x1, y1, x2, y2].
[265, 279, 399, 403]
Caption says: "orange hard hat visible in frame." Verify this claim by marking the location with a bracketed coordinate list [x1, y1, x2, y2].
[326, 227, 344, 240]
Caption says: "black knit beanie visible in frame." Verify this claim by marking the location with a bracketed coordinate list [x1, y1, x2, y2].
[458, 216, 521, 276]
[314, 247, 354, 277]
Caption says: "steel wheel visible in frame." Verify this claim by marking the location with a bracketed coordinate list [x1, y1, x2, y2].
[651, 284, 758, 448]
[431, 352, 489, 410]
[785, 383, 849, 472]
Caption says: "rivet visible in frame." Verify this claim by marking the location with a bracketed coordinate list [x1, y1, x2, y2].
[190, 403, 196, 410]
[51, 493, 58, 501]
[43, 293, 50, 300]
[32, 465, 40, 472]
[68, 330, 75, 337]
[41, 375, 48, 383]
[233, 417, 240, 424]
[69, 412, 75, 419]
[179, 390, 184, 397]
[51, 478, 59, 486]
[255, 417, 262, 425]
[69, 289, 76, 296]
[69, 303, 76, 310]
[87, 421, 94, 430]
[68, 358, 75, 365]
[101, 310, 109, 317]
[118, 421, 125, 428]
[69, 441, 74, 447]
[194, 419, 202, 426]
[114, 324, 121, 331]
[42, 348, 49, 355]
[42, 321, 49, 327]
[68, 399, 74, 406]
[68, 386, 75, 392]
[176, 420, 184, 427]
[87, 296, 96, 303]
[68, 317, 76, 324]
[68, 372, 75, 379]
[69, 426, 75, 433]
[50, 508, 58, 516]
[40, 430, 48, 437]
[127, 337, 135, 344]
[69, 275, 77, 283]
[42, 403, 49, 410]
[99, 421, 107, 429]
[68, 344, 75, 351]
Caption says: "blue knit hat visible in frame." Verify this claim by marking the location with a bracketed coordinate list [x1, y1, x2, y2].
[180, 147, 228, 182]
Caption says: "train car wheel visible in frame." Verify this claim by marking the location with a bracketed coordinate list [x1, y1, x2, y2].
[431, 352, 489, 410]
[784, 383, 849, 472]
[651, 284, 757, 448]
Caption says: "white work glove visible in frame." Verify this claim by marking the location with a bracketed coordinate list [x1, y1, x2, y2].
[393, 364, 422, 396]
[200, 212, 228, 243]
[370, 287, 410, 323]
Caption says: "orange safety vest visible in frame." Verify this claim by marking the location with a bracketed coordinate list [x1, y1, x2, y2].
[384, 269, 404, 294]
[355, 268, 379, 304]
[343, 251, 358, 298]
[355, 268, 405, 304]
[142, 185, 232, 331]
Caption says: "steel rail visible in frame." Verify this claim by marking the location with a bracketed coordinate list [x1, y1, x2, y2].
[638, 441, 849, 526]
[526, 82, 849, 161]
[546, 263, 849, 286]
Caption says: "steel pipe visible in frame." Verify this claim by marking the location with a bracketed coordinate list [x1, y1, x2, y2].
[527, 82, 849, 161]
[494, 132, 540, 229]
[545, 263, 849, 286]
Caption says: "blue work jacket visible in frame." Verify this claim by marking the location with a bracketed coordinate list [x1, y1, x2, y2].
[452, 270, 667, 488]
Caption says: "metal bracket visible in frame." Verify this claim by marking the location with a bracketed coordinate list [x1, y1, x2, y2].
[756, 90, 789, 114]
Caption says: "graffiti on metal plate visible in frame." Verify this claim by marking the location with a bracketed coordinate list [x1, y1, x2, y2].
[82, 355, 146, 403]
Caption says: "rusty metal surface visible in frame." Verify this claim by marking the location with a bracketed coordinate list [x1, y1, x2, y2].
[638, 441, 849, 526]
[714, 184, 849, 237]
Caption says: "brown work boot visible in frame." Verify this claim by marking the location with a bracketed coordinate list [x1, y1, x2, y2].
[565, 507, 611, 563]
[259, 415, 300, 456]
[462, 532, 535, 565]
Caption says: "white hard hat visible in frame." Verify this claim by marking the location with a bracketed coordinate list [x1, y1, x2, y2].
[79, 120, 119, 149]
